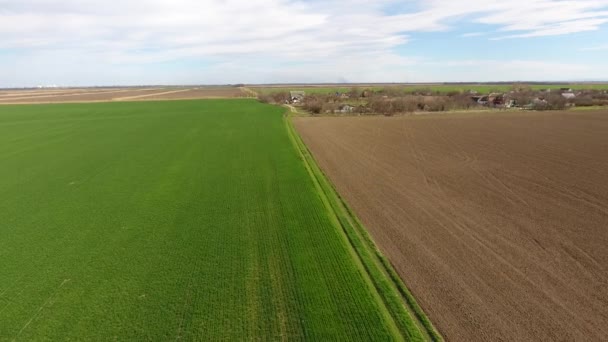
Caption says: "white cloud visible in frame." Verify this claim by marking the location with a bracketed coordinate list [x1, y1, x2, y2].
[461, 32, 486, 38]
[415, 59, 601, 82]
[581, 44, 608, 50]
[1, 0, 607, 85]
[492, 17, 608, 39]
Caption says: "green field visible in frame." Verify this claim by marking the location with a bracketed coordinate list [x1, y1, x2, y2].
[0, 99, 434, 340]
[254, 83, 608, 95]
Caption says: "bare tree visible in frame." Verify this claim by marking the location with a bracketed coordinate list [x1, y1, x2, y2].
[511, 83, 532, 93]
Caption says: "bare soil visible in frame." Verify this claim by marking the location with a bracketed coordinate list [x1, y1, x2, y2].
[294, 110, 608, 341]
[0, 87, 246, 104]
[0, 89, 104, 98]
[0, 88, 163, 104]
[129, 87, 247, 100]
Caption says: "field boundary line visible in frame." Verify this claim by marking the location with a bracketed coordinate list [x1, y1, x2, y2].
[284, 111, 442, 341]
[112, 88, 190, 101]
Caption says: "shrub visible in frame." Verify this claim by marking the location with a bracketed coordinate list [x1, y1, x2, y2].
[511, 83, 532, 92]
[258, 92, 289, 104]
[511, 91, 536, 107]
[532, 94, 567, 110]
[410, 88, 433, 96]
[380, 87, 405, 97]
[572, 96, 595, 107]
[368, 98, 392, 115]
[348, 87, 361, 98]
[322, 102, 338, 114]
[425, 97, 447, 112]
[271, 91, 290, 104]
[391, 97, 418, 113]
[302, 96, 324, 114]
[258, 95, 272, 104]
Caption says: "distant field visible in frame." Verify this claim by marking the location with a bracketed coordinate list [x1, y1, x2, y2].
[0, 99, 432, 340]
[295, 110, 608, 341]
[254, 86, 382, 95]
[253, 83, 608, 95]
[0, 87, 248, 104]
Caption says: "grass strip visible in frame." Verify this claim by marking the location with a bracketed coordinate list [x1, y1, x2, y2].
[284, 110, 443, 341]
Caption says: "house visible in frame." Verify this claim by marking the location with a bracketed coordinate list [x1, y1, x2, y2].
[471, 95, 483, 104]
[289, 91, 305, 103]
[488, 93, 505, 106]
[473, 93, 507, 107]
[477, 96, 489, 105]
[562, 92, 576, 99]
[338, 104, 355, 113]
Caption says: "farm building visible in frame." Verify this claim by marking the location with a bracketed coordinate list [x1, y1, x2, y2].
[562, 92, 576, 99]
[472, 93, 508, 106]
[475, 95, 489, 105]
[505, 99, 516, 108]
[338, 104, 355, 113]
[290, 91, 305, 103]
[489, 93, 506, 106]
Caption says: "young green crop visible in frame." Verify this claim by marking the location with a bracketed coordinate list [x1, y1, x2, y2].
[0, 99, 430, 340]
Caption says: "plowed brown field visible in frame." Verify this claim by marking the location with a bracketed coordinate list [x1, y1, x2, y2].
[127, 87, 248, 100]
[294, 110, 608, 341]
[0, 87, 246, 104]
[0, 88, 164, 103]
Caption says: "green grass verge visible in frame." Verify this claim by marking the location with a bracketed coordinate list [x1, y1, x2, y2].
[570, 105, 608, 111]
[285, 112, 442, 341]
[0, 99, 422, 340]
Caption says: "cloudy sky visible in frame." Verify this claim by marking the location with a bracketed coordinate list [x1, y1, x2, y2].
[1, 0, 608, 87]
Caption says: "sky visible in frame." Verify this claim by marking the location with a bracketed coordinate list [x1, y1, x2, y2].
[1, 0, 608, 87]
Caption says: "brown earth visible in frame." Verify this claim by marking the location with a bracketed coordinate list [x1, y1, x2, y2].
[126, 87, 248, 100]
[294, 110, 608, 341]
[0, 89, 106, 98]
[0, 87, 246, 104]
[0, 88, 163, 104]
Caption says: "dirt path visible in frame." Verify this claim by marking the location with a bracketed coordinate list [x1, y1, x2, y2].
[0, 88, 156, 102]
[240, 87, 258, 97]
[112, 88, 192, 101]
[294, 110, 608, 341]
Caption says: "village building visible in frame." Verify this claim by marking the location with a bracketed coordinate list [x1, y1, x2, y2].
[338, 104, 355, 113]
[562, 92, 576, 99]
[289, 91, 305, 103]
